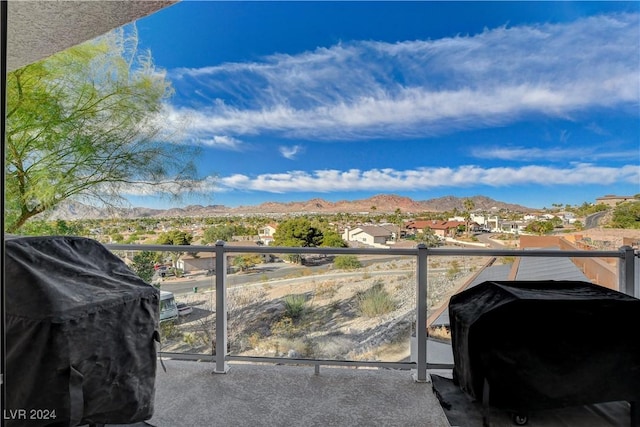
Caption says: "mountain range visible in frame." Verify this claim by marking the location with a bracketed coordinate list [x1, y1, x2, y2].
[46, 195, 534, 220]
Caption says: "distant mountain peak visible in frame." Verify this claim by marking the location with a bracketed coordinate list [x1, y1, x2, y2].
[45, 194, 533, 220]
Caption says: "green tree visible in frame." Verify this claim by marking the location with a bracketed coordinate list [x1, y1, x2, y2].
[524, 220, 554, 235]
[610, 201, 640, 229]
[549, 216, 564, 228]
[463, 198, 475, 238]
[320, 229, 347, 248]
[157, 230, 193, 246]
[415, 228, 441, 247]
[273, 218, 323, 264]
[5, 28, 199, 233]
[202, 225, 235, 244]
[273, 218, 323, 248]
[131, 251, 159, 283]
[156, 230, 193, 272]
[232, 254, 262, 272]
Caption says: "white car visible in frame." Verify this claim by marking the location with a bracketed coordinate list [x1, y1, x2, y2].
[177, 303, 193, 316]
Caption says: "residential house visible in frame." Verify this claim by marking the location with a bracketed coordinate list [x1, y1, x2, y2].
[405, 220, 465, 239]
[177, 252, 216, 273]
[178, 240, 272, 273]
[342, 225, 396, 247]
[258, 224, 278, 246]
[470, 213, 488, 226]
[404, 220, 436, 236]
[499, 221, 526, 234]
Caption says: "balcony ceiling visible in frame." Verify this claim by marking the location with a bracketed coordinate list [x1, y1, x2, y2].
[6, 1, 177, 72]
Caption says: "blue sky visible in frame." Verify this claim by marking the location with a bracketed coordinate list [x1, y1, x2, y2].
[126, 1, 639, 210]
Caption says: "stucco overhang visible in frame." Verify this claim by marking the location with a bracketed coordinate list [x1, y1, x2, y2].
[6, 1, 177, 72]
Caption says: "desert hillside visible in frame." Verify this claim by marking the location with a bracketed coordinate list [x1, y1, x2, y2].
[47, 194, 532, 220]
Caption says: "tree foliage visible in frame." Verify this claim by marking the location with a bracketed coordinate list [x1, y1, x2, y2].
[202, 225, 235, 244]
[18, 219, 83, 236]
[610, 201, 640, 229]
[524, 220, 554, 235]
[565, 202, 609, 217]
[273, 218, 323, 247]
[232, 254, 262, 272]
[463, 198, 475, 237]
[414, 228, 441, 247]
[131, 251, 159, 283]
[5, 28, 200, 233]
[156, 230, 193, 271]
[320, 229, 347, 248]
[156, 230, 193, 246]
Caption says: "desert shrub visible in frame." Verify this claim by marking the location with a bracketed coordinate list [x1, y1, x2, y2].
[500, 256, 516, 264]
[316, 280, 338, 298]
[160, 320, 180, 341]
[334, 255, 362, 269]
[283, 294, 307, 319]
[428, 325, 451, 341]
[229, 287, 266, 307]
[271, 317, 299, 338]
[357, 281, 396, 317]
[247, 332, 262, 349]
[183, 332, 198, 346]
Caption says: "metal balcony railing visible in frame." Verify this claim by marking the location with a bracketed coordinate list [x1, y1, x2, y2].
[106, 242, 638, 382]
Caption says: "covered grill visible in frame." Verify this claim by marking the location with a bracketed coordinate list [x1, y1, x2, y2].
[5, 236, 160, 426]
[449, 280, 640, 425]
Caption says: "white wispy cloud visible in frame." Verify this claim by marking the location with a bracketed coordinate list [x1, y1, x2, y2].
[115, 176, 218, 197]
[279, 145, 302, 159]
[212, 164, 640, 194]
[161, 13, 639, 143]
[471, 147, 639, 162]
[193, 135, 244, 150]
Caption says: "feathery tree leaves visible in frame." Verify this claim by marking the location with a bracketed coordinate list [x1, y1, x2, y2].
[5, 28, 200, 233]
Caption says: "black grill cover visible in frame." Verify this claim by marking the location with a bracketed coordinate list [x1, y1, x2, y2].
[5, 236, 160, 426]
[449, 280, 640, 412]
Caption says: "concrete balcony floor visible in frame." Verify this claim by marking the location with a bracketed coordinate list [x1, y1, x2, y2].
[103, 358, 636, 427]
[143, 359, 451, 427]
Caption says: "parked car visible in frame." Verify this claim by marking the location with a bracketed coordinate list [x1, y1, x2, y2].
[177, 302, 193, 316]
[157, 266, 174, 278]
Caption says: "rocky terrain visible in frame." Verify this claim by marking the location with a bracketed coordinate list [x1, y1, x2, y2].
[47, 194, 533, 220]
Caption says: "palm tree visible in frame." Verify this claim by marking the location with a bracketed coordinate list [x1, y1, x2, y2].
[463, 198, 476, 238]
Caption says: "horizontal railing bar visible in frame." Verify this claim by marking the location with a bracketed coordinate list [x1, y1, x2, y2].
[105, 242, 624, 259]
[159, 352, 216, 362]
[106, 243, 418, 256]
[227, 355, 415, 370]
[432, 248, 623, 258]
[158, 352, 455, 370]
[427, 363, 455, 370]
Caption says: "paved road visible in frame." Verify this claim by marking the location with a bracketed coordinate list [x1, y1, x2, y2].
[159, 255, 457, 296]
[159, 255, 410, 295]
[585, 211, 606, 229]
[475, 232, 507, 248]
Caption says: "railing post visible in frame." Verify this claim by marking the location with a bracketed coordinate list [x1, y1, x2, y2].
[413, 244, 428, 383]
[214, 240, 229, 373]
[618, 246, 636, 297]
